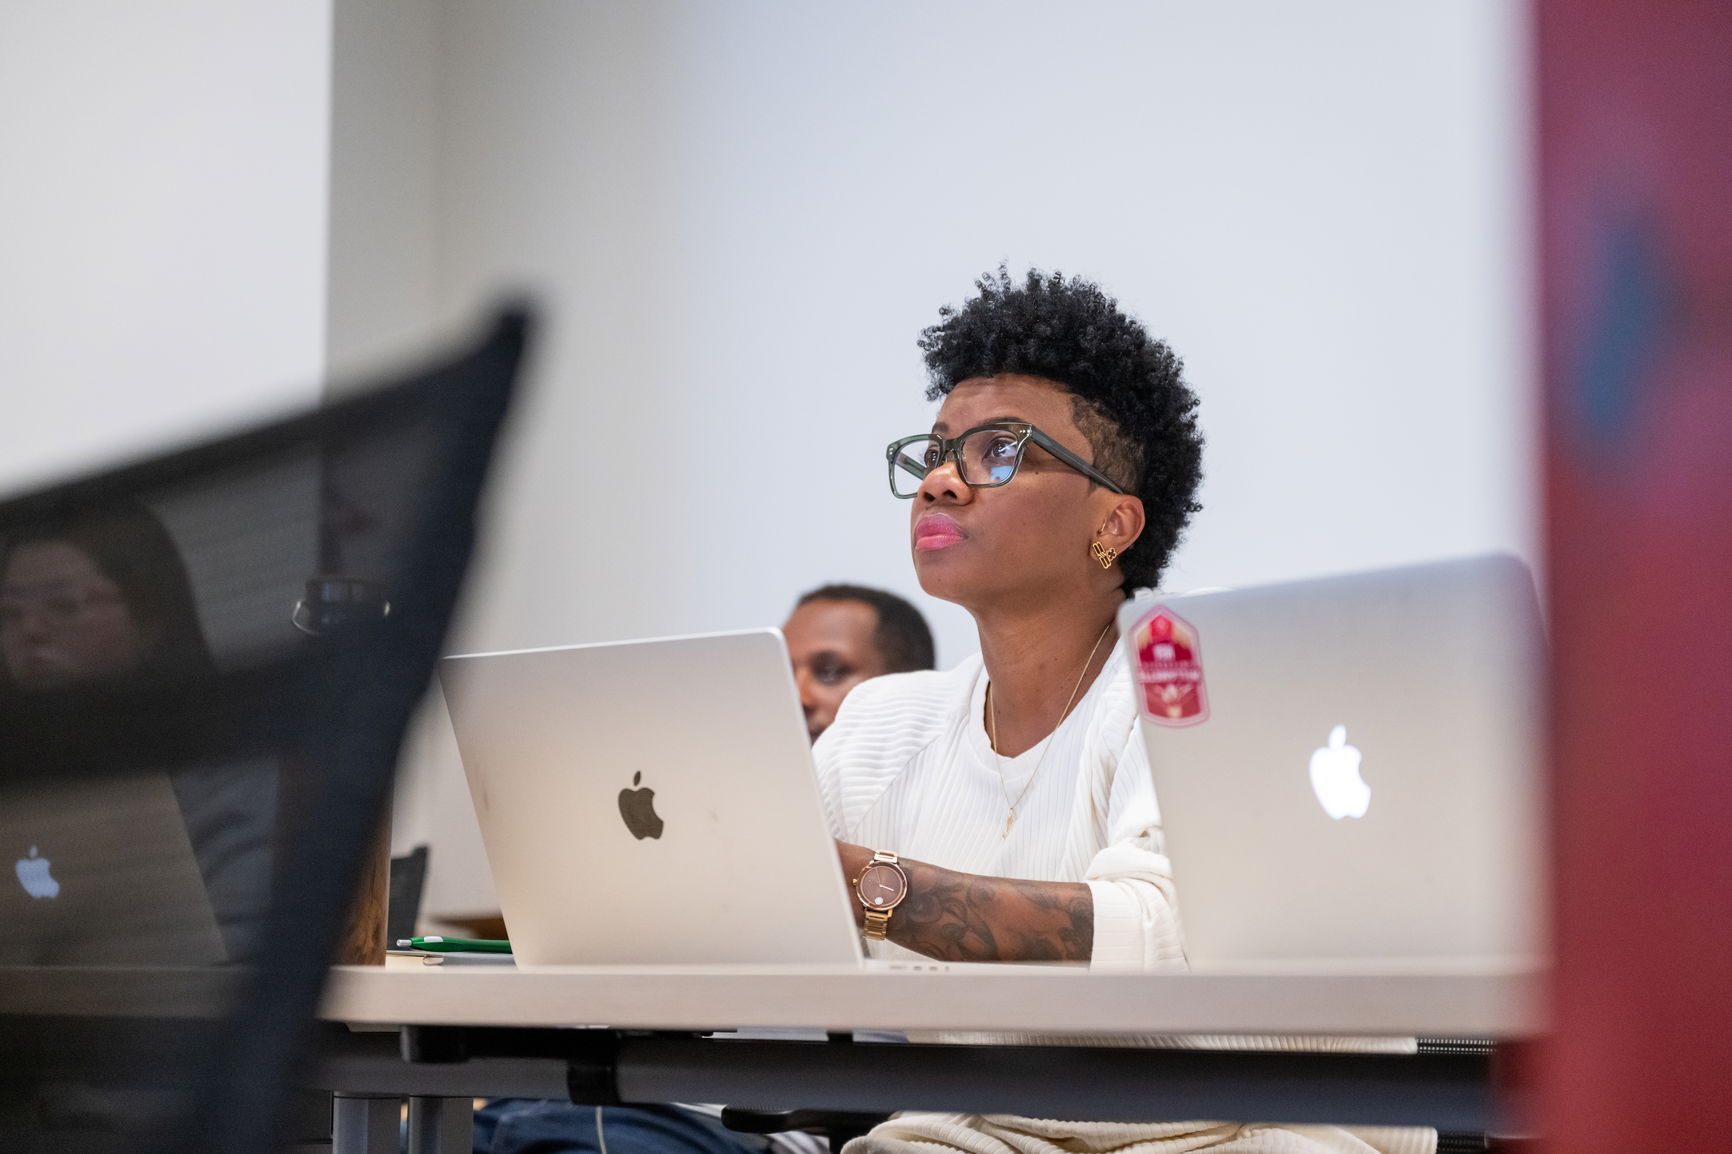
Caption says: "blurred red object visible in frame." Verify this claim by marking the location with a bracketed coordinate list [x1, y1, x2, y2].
[1537, 2, 1732, 1150]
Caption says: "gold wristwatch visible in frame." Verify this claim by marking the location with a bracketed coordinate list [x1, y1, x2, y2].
[853, 850, 909, 940]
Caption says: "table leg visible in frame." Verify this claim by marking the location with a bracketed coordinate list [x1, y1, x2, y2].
[333, 1093, 402, 1154]
[407, 1094, 475, 1154]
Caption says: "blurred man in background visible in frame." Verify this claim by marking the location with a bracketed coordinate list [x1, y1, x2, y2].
[782, 584, 936, 742]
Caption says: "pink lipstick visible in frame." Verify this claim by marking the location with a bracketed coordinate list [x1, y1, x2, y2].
[914, 513, 967, 551]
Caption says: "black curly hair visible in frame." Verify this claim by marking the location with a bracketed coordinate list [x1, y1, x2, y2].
[917, 266, 1204, 592]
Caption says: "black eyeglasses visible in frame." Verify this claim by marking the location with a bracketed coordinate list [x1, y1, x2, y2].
[885, 422, 1127, 499]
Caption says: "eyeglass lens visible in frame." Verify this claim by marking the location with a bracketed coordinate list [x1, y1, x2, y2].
[890, 429, 1027, 496]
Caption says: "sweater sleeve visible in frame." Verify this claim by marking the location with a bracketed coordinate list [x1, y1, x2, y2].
[1083, 690, 1189, 973]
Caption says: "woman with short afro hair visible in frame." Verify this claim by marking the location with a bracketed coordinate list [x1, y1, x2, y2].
[818, 268, 1431, 1154]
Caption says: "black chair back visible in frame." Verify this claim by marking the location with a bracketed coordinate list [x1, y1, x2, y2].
[0, 306, 530, 1153]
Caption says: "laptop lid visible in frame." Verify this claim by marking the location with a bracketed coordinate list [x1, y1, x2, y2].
[1117, 553, 1548, 972]
[440, 628, 864, 967]
[0, 773, 225, 966]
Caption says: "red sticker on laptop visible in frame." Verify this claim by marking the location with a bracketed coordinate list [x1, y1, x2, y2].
[1130, 604, 1209, 726]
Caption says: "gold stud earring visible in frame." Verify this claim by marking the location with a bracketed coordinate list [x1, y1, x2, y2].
[1092, 541, 1118, 569]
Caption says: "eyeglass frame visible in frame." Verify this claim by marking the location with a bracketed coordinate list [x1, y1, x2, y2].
[885, 421, 1128, 498]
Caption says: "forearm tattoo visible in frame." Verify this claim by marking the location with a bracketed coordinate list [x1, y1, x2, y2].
[895, 863, 1093, 962]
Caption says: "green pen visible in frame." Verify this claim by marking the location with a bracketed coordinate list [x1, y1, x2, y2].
[396, 935, 513, 953]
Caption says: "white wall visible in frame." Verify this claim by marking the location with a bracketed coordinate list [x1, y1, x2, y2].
[325, 0, 439, 384]
[0, 0, 1539, 930]
[324, 0, 466, 902]
[0, 2, 333, 490]
[426, 0, 1533, 664]
[370, 0, 1533, 920]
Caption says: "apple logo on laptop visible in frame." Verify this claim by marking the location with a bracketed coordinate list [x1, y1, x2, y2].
[15, 846, 60, 900]
[1308, 725, 1371, 820]
[618, 772, 665, 840]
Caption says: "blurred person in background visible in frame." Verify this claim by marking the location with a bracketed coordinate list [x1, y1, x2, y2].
[0, 502, 274, 962]
[783, 584, 935, 742]
[0, 503, 213, 691]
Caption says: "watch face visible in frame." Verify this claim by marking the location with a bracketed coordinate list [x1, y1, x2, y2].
[858, 862, 908, 909]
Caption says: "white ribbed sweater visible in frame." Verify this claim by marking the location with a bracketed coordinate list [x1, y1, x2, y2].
[815, 646, 1182, 972]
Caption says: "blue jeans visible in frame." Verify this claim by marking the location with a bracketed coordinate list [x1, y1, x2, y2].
[474, 1100, 771, 1154]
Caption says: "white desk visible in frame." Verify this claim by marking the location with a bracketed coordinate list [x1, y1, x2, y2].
[311, 960, 1544, 1154]
[323, 957, 1545, 1038]
[0, 962, 1541, 1151]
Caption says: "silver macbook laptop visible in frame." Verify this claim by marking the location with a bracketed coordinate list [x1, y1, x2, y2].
[0, 772, 227, 966]
[1117, 553, 1547, 972]
[439, 629, 864, 967]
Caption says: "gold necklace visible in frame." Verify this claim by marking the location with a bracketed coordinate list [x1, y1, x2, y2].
[986, 620, 1114, 839]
